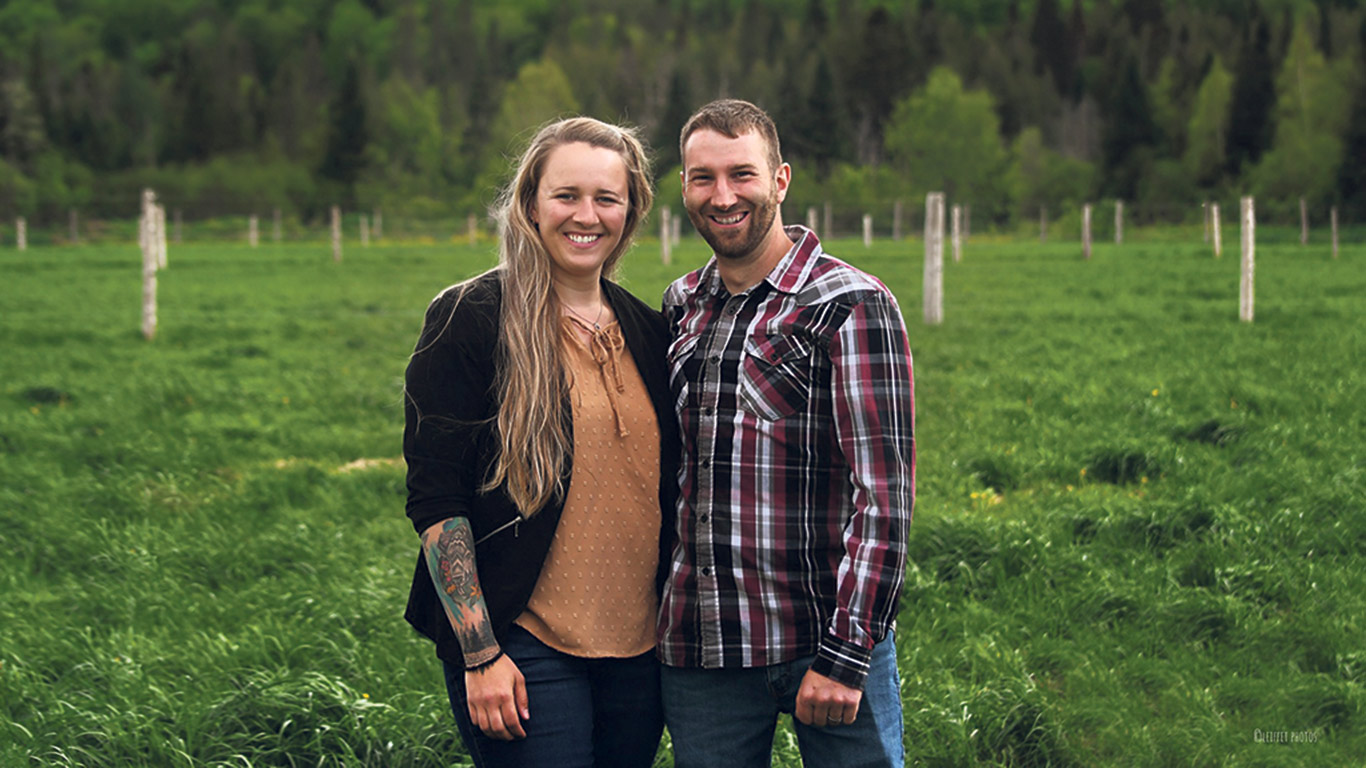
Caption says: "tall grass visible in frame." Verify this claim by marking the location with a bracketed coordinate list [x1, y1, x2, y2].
[1, 234, 1361, 765]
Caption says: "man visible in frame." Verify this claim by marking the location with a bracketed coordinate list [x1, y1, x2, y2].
[658, 98, 915, 768]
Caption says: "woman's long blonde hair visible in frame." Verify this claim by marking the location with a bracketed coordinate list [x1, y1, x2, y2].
[485, 117, 654, 516]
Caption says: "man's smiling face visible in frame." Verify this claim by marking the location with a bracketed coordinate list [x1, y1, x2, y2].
[681, 128, 789, 262]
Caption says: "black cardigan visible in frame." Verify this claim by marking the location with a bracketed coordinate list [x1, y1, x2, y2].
[402, 270, 679, 666]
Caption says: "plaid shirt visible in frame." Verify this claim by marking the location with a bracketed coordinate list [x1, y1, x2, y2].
[658, 225, 914, 690]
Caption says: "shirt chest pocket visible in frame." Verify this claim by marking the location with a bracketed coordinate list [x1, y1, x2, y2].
[739, 333, 816, 421]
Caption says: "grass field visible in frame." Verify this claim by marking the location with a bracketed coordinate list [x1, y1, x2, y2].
[1, 231, 1363, 766]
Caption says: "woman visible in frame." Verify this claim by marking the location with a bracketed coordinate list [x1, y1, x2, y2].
[402, 117, 677, 768]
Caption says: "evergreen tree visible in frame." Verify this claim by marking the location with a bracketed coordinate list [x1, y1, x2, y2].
[1226, 15, 1275, 176]
[1337, 17, 1366, 217]
[319, 58, 368, 207]
[1101, 51, 1159, 198]
[654, 70, 691, 173]
[1030, 0, 1070, 94]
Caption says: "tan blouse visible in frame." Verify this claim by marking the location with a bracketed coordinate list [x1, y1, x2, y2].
[514, 317, 661, 657]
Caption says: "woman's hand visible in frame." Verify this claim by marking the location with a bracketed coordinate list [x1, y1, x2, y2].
[465, 654, 530, 740]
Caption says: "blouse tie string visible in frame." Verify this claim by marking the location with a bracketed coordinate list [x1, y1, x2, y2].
[566, 317, 630, 438]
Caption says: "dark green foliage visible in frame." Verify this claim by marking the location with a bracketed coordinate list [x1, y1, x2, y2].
[1225, 14, 1276, 176]
[1084, 444, 1159, 484]
[318, 58, 367, 207]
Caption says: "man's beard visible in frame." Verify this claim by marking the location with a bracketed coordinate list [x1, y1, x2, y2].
[688, 189, 779, 261]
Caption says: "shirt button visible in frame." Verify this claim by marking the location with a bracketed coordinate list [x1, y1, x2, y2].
[699, 514, 710, 524]
[700, 458, 711, 469]
[703, 406, 714, 417]
[728, 305, 740, 316]
[701, 566, 713, 577]
[708, 355, 720, 365]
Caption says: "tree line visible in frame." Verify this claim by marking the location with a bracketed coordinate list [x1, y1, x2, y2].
[1, 0, 1364, 230]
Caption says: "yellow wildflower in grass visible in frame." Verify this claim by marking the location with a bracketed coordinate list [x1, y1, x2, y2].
[1152, 389, 1160, 397]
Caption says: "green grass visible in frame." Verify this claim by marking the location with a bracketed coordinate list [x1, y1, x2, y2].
[1, 232, 1363, 766]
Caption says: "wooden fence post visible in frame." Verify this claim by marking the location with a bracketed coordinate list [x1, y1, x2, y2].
[1115, 200, 1124, 244]
[1202, 201, 1209, 243]
[1040, 206, 1047, 243]
[951, 204, 963, 262]
[174, 209, 183, 244]
[331, 205, 342, 262]
[273, 207, 282, 242]
[823, 201, 833, 240]
[16, 217, 25, 251]
[360, 214, 370, 246]
[373, 209, 383, 240]
[806, 206, 818, 233]
[893, 199, 903, 241]
[140, 190, 157, 340]
[1212, 203, 1222, 258]
[1082, 203, 1092, 260]
[467, 213, 477, 245]
[1299, 196, 1308, 245]
[862, 214, 873, 248]
[672, 213, 681, 246]
[1331, 206, 1339, 260]
[155, 204, 167, 269]
[249, 215, 259, 247]
[923, 192, 944, 326]
[1240, 196, 1255, 323]
[661, 207, 672, 265]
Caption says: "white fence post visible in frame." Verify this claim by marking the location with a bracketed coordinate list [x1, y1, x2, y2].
[923, 192, 944, 326]
[16, 217, 25, 251]
[174, 209, 183, 244]
[672, 213, 681, 246]
[862, 214, 873, 248]
[806, 206, 817, 233]
[823, 201, 833, 240]
[1331, 206, 1339, 260]
[467, 213, 477, 246]
[249, 215, 259, 247]
[69, 209, 78, 244]
[331, 205, 342, 262]
[1115, 200, 1124, 244]
[140, 190, 157, 340]
[1212, 203, 1222, 258]
[1202, 201, 1209, 243]
[1240, 196, 1255, 323]
[1082, 203, 1092, 261]
[373, 209, 383, 240]
[273, 207, 282, 243]
[951, 204, 962, 263]
[360, 214, 370, 247]
[661, 207, 672, 265]
[1299, 196, 1308, 245]
[893, 199, 903, 241]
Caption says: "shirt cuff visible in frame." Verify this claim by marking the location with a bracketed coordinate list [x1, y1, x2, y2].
[811, 634, 874, 691]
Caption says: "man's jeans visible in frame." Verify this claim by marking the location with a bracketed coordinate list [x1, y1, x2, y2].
[443, 625, 663, 768]
[661, 633, 904, 768]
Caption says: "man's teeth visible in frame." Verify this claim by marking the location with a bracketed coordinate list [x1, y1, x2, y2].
[567, 233, 600, 243]
[714, 213, 745, 225]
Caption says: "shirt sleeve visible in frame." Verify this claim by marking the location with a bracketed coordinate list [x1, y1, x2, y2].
[403, 287, 498, 536]
[810, 288, 915, 690]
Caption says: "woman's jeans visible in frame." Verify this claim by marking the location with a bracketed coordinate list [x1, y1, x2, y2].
[443, 624, 663, 768]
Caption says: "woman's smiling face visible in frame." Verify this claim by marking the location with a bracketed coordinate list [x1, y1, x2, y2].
[533, 142, 630, 284]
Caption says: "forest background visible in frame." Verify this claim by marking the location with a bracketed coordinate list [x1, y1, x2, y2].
[2, 0, 1366, 236]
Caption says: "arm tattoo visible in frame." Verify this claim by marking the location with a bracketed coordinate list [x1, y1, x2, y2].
[424, 518, 500, 668]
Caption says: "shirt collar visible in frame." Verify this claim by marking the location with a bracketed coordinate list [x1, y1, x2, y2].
[696, 225, 822, 299]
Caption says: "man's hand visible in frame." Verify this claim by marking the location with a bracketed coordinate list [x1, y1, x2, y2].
[794, 667, 862, 727]
[465, 655, 530, 740]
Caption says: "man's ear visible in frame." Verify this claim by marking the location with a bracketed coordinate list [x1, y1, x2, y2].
[775, 162, 792, 204]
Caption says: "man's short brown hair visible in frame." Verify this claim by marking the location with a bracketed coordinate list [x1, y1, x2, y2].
[679, 99, 783, 174]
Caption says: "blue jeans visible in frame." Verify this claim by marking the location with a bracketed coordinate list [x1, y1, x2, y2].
[661, 634, 903, 768]
[443, 625, 663, 768]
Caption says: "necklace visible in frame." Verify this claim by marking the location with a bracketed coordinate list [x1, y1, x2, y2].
[563, 300, 605, 331]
